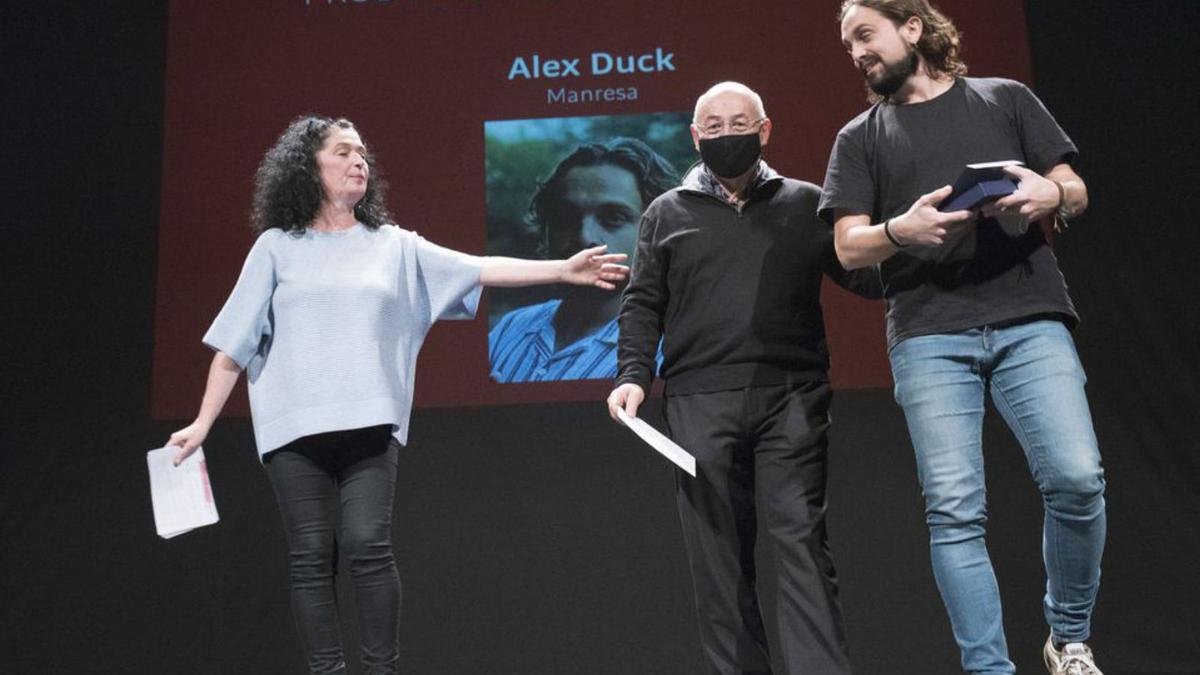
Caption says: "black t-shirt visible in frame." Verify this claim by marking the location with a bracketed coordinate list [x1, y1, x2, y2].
[819, 77, 1079, 350]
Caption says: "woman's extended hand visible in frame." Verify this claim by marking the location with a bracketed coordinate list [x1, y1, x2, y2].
[561, 245, 630, 290]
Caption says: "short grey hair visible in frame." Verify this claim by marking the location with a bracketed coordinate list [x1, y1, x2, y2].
[693, 81, 767, 123]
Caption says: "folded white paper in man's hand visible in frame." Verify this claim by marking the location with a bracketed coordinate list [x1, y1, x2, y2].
[146, 445, 220, 539]
[615, 408, 697, 476]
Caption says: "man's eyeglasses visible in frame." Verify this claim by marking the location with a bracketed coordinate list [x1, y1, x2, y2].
[695, 117, 767, 138]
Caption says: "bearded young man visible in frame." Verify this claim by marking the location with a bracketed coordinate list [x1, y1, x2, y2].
[819, 2, 1106, 674]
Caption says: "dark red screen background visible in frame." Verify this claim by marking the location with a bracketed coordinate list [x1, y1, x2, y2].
[152, 0, 1032, 418]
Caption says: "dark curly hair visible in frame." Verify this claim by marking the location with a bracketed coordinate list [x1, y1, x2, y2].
[839, 0, 968, 103]
[527, 137, 678, 256]
[250, 115, 391, 233]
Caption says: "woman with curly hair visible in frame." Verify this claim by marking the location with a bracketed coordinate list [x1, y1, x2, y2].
[165, 115, 628, 675]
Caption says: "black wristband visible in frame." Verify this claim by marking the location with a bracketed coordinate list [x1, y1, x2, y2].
[1051, 179, 1071, 233]
[883, 219, 908, 248]
[1052, 179, 1067, 212]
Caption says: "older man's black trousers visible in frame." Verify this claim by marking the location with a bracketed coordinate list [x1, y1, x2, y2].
[663, 381, 851, 675]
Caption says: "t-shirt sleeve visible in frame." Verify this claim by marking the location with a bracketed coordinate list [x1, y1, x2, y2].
[818, 122, 876, 225]
[202, 233, 277, 369]
[1009, 81, 1078, 173]
[414, 235, 484, 323]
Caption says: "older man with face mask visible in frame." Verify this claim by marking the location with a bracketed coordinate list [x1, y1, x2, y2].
[607, 82, 880, 675]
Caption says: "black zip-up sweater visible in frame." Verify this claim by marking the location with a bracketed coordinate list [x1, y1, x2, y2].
[616, 162, 881, 395]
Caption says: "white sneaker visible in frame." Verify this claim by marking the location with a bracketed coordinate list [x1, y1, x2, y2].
[1043, 635, 1103, 675]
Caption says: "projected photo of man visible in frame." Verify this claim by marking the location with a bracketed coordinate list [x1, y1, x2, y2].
[488, 130, 682, 382]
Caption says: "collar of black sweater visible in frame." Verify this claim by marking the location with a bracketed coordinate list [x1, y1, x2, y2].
[680, 160, 783, 204]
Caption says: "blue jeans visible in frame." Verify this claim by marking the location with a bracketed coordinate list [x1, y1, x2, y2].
[889, 319, 1106, 675]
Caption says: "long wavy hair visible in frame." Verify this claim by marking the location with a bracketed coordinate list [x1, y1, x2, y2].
[250, 115, 391, 233]
[840, 0, 968, 102]
[528, 137, 678, 256]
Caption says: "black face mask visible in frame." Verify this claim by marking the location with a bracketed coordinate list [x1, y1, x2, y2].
[699, 132, 762, 179]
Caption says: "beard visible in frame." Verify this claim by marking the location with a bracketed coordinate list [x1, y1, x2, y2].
[864, 45, 919, 98]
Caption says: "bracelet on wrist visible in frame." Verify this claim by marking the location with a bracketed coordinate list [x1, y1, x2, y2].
[883, 218, 908, 248]
[1051, 180, 1070, 233]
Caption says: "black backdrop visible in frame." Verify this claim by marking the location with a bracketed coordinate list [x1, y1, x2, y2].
[2, 2, 1198, 673]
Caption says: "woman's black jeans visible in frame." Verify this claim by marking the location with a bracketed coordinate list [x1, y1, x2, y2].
[264, 425, 401, 675]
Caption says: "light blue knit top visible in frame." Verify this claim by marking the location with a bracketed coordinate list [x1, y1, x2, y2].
[203, 224, 483, 458]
